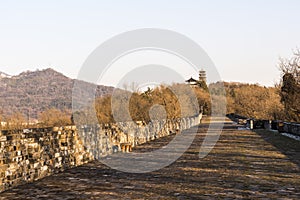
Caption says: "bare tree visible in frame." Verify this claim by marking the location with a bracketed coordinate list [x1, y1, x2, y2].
[279, 49, 300, 122]
[279, 49, 300, 84]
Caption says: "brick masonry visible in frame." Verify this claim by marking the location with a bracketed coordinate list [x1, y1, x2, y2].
[0, 114, 202, 192]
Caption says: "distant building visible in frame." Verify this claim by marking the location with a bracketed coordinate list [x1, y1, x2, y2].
[186, 70, 207, 88]
[199, 70, 207, 83]
[185, 77, 199, 87]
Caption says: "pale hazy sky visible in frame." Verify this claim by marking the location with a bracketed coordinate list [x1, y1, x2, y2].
[1, 0, 300, 86]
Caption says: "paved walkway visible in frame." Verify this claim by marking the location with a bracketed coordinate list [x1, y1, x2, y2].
[1, 118, 300, 199]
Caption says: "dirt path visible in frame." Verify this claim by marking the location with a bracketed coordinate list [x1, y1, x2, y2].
[1, 118, 299, 199]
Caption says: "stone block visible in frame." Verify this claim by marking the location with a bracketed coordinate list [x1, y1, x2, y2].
[52, 127, 59, 132]
[0, 136, 7, 142]
[0, 115, 202, 193]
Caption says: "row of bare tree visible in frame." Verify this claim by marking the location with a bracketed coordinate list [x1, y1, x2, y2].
[219, 49, 299, 122]
[0, 108, 72, 130]
[1, 50, 299, 129]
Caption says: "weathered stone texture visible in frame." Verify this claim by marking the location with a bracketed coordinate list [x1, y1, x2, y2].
[0, 114, 202, 192]
[0, 126, 93, 192]
[283, 122, 300, 136]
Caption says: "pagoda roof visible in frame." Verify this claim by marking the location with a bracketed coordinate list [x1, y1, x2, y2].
[185, 77, 198, 83]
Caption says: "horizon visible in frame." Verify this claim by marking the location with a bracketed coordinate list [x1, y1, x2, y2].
[0, 67, 276, 88]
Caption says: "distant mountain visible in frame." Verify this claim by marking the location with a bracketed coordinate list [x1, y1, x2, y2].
[0, 68, 114, 120]
[0, 71, 11, 79]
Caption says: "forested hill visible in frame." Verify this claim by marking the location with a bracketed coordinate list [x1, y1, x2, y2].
[209, 81, 283, 120]
[0, 68, 114, 119]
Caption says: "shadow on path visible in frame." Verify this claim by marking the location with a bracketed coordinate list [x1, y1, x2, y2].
[1, 117, 299, 199]
[254, 129, 300, 168]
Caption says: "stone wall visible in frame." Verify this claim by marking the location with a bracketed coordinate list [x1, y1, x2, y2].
[283, 122, 300, 136]
[79, 115, 202, 159]
[0, 114, 202, 192]
[227, 113, 300, 136]
[0, 126, 93, 192]
[240, 117, 300, 136]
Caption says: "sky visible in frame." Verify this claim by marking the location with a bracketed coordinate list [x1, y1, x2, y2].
[1, 0, 300, 87]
